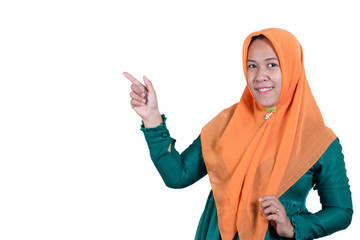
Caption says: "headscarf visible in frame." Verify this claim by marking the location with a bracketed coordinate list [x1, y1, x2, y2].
[200, 28, 336, 240]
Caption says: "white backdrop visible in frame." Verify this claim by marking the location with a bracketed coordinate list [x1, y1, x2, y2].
[0, 0, 359, 239]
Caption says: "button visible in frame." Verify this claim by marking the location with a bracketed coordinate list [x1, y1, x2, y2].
[162, 132, 169, 138]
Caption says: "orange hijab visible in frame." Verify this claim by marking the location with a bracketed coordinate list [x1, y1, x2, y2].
[200, 28, 336, 240]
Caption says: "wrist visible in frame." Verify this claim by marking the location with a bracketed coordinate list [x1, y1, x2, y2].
[142, 111, 163, 128]
[286, 224, 295, 238]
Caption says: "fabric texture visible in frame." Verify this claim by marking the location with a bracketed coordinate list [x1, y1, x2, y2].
[140, 123, 352, 239]
[200, 28, 337, 240]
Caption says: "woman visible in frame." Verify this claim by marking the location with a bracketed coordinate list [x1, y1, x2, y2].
[124, 28, 352, 239]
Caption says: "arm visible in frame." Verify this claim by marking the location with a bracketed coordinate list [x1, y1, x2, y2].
[124, 72, 207, 189]
[291, 138, 353, 239]
[141, 115, 207, 189]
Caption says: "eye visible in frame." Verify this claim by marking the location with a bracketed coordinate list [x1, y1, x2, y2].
[248, 64, 256, 69]
[268, 63, 278, 68]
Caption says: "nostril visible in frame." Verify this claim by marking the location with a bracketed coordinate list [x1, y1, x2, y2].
[255, 77, 268, 82]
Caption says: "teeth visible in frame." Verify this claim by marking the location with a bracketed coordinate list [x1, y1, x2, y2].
[257, 87, 273, 92]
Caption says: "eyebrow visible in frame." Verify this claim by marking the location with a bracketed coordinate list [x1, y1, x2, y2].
[247, 57, 279, 62]
[265, 57, 279, 61]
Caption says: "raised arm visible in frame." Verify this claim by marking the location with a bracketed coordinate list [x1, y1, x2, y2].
[125, 72, 207, 188]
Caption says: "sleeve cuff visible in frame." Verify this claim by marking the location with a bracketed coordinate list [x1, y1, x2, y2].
[140, 114, 174, 144]
[140, 114, 167, 132]
[291, 216, 301, 240]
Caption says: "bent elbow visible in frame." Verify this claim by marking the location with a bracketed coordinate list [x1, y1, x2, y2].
[164, 181, 184, 189]
[162, 172, 194, 189]
[332, 206, 354, 231]
[163, 178, 187, 189]
[343, 207, 353, 228]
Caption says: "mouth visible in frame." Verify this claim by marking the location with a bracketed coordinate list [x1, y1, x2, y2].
[255, 87, 274, 95]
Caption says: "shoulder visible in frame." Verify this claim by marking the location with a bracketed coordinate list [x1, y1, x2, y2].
[202, 103, 238, 130]
[212, 103, 238, 121]
[312, 138, 347, 182]
[309, 125, 341, 169]
[318, 138, 343, 166]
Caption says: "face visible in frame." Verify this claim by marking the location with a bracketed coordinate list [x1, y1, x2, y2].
[247, 39, 282, 108]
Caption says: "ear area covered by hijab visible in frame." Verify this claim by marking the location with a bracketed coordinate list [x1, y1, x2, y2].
[200, 28, 336, 240]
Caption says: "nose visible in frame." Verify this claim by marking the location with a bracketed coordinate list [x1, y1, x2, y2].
[255, 66, 268, 82]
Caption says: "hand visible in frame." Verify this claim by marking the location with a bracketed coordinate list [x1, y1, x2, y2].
[259, 195, 295, 238]
[124, 72, 162, 127]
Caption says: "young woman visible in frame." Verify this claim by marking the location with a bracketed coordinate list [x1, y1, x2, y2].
[125, 28, 352, 240]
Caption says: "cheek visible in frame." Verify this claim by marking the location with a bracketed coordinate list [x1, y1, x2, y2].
[247, 75, 256, 93]
[247, 72, 255, 86]
[274, 71, 282, 92]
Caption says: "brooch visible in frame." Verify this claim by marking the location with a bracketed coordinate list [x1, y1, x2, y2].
[265, 111, 273, 120]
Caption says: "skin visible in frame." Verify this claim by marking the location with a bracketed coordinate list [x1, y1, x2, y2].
[125, 38, 294, 238]
[247, 39, 282, 108]
[259, 195, 295, 238]
[124, 72, 162, 128]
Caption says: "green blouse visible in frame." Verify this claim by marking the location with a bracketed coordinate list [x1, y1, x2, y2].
[141, 115, 353, 240]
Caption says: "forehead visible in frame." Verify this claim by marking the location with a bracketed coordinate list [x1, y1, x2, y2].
[247, 39, 278, 60]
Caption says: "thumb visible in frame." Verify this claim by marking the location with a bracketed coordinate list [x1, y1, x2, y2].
[143, 75, 155, 93]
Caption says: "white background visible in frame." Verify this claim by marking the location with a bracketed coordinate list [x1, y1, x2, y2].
[0, 0, 359, 239]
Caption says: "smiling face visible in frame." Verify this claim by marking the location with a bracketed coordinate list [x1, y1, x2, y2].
[247, 38, 282, 108]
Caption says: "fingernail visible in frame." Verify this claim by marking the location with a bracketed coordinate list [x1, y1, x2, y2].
[258, 198, 263, 202]
[141, 92, 145, 97]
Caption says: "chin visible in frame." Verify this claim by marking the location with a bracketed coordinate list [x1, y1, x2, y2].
[261, 103, 277, 109]
[257, 101, 275, 109]
[255, 97, 278, 109]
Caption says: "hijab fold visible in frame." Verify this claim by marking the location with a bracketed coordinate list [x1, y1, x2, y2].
[200, 28, 336, 240]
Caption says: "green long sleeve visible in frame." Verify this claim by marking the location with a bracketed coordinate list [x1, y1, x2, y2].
[141, 115, 207, 188]
[290, 138, 353, 240]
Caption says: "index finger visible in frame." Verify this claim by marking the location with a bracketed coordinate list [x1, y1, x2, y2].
[123, 72, 142, 85]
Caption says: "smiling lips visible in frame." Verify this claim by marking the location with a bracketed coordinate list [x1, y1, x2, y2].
[255, 87, 274, 95]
